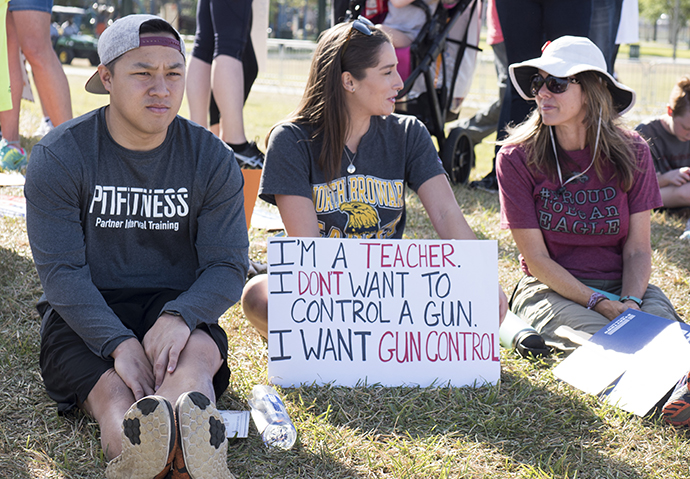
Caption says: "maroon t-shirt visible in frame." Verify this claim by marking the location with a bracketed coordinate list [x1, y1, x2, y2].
[497, 133, 662, 280]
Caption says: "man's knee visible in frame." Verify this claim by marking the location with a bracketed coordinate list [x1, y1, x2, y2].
[677, 185, 690, 205]
[664, 183, 690, 206]
[182, 328, 224, 373]
[642, 286, 680, 322]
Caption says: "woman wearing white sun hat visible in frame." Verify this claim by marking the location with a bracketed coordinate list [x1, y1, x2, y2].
[495, 35, 681, 355]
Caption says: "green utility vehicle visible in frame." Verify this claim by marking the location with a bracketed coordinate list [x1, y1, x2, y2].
[51, 5, 100, 66]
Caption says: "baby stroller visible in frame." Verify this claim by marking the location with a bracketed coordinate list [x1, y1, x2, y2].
[347, 0, 482, 184]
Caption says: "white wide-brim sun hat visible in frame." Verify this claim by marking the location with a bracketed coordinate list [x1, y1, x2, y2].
[508, 35, 636, 115]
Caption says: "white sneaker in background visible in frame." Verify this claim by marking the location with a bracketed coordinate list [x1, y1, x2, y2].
[33, 117, 54, 138]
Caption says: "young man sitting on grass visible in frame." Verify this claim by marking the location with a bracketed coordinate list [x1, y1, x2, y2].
[25, 14, 248, 479]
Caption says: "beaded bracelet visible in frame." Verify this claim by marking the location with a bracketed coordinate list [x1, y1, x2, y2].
[587, 292, 607, 310]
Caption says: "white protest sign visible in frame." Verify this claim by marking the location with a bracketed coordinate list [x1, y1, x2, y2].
[267, 237, 500, 388]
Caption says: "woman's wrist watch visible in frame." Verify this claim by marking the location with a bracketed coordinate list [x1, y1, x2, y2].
[619, 295, 643, 307]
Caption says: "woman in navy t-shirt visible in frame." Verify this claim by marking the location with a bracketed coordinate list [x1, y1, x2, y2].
[242, 18, 508, 339]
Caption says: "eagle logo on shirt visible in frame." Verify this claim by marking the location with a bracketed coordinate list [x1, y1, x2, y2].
[339, 201, 380, 236]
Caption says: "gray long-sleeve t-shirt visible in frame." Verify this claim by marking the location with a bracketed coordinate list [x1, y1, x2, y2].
[25, 107, 249, 359]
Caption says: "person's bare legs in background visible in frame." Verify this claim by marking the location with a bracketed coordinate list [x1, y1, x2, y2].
[0, 12, 23, 146]
[186, 0, 263, 168]
[0, 6, 72, 169]
[186, 55, 247, 145]
[14, 10, 72, 126]
[212, 54, 246, 145]
[186, 56, 212, 128]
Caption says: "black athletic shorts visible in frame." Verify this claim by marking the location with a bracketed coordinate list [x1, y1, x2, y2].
[38, 288, 231, 414]
[192, 0, 252, 62]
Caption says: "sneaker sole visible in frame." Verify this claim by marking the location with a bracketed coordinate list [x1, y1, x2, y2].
[176, 391, 235, 479]
[663, 399, 690, 427]
[106, 396, 176, 479]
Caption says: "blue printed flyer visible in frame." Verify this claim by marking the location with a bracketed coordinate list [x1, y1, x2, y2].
[553, 310, 690, 416]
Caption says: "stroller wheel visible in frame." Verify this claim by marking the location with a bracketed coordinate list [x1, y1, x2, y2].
[441, 128, 473, 185]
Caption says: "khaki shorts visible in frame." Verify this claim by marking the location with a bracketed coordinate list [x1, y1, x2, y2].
[510, 276, 682, 353]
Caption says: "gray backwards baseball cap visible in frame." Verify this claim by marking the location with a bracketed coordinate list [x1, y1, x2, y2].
[85, 14, 186, 94]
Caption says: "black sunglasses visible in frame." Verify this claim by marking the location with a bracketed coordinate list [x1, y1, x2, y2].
[529, 74, 579, 97]
[341, 16, 374, 58]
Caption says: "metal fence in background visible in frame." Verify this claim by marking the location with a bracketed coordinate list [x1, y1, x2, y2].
[254, 39, 690, 126]
[254, 39, 316, 96]
[615, 57, 690, 124]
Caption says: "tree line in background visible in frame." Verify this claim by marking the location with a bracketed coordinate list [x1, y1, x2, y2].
[639, 0, 690, 45]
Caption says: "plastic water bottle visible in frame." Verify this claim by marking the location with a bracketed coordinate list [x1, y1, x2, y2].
[248, 385, 297, 450]
[499, 311, 550, 358]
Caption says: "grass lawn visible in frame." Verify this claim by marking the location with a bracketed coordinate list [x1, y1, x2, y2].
[625, 41, 690, 60]
[1, 57, 690, 478]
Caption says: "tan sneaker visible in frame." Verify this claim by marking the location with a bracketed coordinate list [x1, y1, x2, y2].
[175, 391, 235, 479]
[105, 395, 177, 479]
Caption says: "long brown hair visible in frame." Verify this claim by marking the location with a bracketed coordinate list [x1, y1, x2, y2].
[269, 22, 390, 182]
[500, 72, 637, 192]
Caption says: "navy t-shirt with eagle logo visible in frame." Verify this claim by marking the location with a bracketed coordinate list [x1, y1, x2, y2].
[260, 114, 445, 239]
